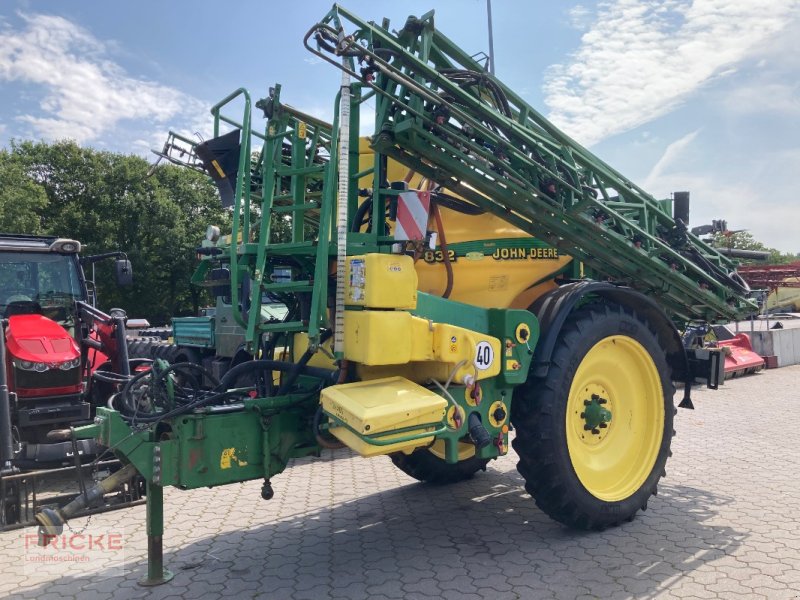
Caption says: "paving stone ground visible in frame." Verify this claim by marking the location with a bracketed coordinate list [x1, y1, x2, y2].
[1, 365, 799, 599]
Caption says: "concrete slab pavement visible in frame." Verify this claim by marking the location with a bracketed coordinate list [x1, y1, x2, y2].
[2, 366, 799, 599]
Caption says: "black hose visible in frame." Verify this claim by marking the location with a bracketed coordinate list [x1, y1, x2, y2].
[128, 361, 219, 397]
[216, 359, 337, 393]
[91, 371, 131, 384]
[439, 68, 512, 118]
[117, 361, 222, 422]
[108, 330, 339, 424]
[120, 387, 250, 424]
[684, 248, 750, 296]
[431, 191, 485, 215]
[311, 25, 364, 58]
[276, 328, 335, 396]
[352, 198, 373, 232]
[91, 358, 152, 384]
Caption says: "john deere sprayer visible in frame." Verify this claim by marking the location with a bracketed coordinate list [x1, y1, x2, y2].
[36, 5, 758, 585]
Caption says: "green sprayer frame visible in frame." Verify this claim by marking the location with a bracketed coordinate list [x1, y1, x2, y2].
[305, 5, 757, 325]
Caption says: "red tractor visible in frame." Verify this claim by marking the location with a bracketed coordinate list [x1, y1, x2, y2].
[0, 234, 134, 472]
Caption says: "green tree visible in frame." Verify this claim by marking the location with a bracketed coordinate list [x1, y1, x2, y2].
[0, 150, 48, 233]
[710, 231, 799, 265]
[3, 140, 229, 323]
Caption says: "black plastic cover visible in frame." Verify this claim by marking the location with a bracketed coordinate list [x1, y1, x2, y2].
[194, 129, 242, 208]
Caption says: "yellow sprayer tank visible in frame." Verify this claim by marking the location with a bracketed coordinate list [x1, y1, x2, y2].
[359, 138, 573, 312]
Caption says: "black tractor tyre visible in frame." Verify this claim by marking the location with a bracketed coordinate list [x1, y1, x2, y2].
[147, 343, 199, 365]
[172, 347, 201, 366]
[390, 448, 490, 484]
[511, 303, 675, 530]
[152, 344, 179, 363]
[126, 338, 163, 360]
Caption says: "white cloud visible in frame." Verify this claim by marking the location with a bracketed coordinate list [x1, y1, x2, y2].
[722, 82, 800, 116]
[659, 174, 800, 254]
[642, 143, 800, 253]
[544, 0, 800, 146]
[643, 129, 698, 189]
[567, 5, 594, 30]
[0, 13, 208, 145]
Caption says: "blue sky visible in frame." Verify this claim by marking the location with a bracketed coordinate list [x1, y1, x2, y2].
[1, 1, 798, 252]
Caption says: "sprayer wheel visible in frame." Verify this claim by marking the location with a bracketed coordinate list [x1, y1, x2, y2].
[511, 303, 674, 530]
[390, 448, 489, 484]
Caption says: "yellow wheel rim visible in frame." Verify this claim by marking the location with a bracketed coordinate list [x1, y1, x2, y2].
[428, 439, 476, 461]
[566, 335, 664, 502]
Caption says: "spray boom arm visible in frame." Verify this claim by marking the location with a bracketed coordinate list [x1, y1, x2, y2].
[305, 4, 758, 325]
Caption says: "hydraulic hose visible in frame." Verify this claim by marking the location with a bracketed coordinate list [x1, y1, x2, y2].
[351, 197, 373, 232]
[432, 201, 454, 299]
[313, 405, 345, 449]
[274, 328, 334, 396]
[217, 359, 338, 393]
[467, 413, 491, 449]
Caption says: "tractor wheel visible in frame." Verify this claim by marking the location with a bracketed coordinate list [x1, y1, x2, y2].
[390, 446, 490, 484]
[126, 338, 163, 360]
[511, 303, 674, 530]
[152, 344, 180, 363]
[147, 343, 200, 365]
[2, 480, 22, 527]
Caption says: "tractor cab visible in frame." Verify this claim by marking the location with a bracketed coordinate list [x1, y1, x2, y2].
[0, 237, 86, 328]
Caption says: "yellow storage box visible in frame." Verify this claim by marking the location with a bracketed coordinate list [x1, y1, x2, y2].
[344, 310, 413, 365]
[343, 312, 438, 365]
[344, 310, 501, 383]
[321, 376, 447, 457]
[345, 253, 418, 309]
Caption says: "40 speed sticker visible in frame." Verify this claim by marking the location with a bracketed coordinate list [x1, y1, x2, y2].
[475, 340, 495, 370]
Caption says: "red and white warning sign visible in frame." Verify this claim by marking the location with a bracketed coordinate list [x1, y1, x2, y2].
[394, 190, 431, 241]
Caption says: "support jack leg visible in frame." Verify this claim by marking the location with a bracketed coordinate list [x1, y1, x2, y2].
[139, 482, 173, 586]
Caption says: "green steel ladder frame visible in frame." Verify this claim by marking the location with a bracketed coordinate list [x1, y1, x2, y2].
[305, 5, 759, 326]
[206, 86, 334, 349]
[206, 83, 387, 351]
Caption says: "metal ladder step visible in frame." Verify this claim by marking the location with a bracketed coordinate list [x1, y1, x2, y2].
[262, 280, 313, 293]
[272, 203, 320, 214]
[258, 320, 308, 333]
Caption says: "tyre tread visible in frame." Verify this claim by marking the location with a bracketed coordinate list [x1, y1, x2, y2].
[390, 448, 490, 484]
[511, 303, 675, 530]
